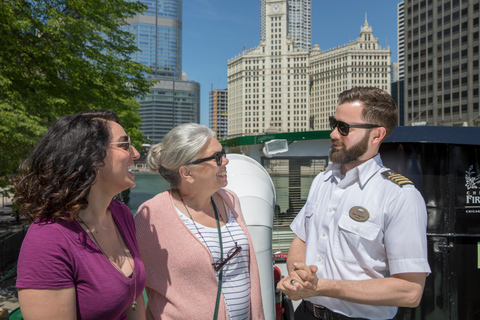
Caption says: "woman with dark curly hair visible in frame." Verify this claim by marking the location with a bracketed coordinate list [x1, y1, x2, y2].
[14, 110, 146, 320]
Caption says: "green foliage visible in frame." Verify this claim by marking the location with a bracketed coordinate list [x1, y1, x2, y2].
[0, 0, 155, 189]
[0, 102, 46, 188]
[117, 97, 144, 149]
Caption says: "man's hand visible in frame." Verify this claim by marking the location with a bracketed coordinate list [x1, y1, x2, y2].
[276, 262, 320, 300]
[292, 262, 318, 288]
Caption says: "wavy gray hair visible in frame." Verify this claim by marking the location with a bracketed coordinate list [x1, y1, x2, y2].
[147, 123, 216, 188]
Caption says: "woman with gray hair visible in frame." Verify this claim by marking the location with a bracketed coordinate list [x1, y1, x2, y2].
[134, 123, 264, 320]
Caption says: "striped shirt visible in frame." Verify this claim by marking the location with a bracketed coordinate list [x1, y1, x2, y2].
[176, 206, 251, 320]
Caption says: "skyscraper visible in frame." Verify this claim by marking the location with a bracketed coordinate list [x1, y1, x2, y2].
[260, 0, 312, 51]
[229, 0, 390, 136]
[392, 1, 405, 125]
[398, 1, 405, 80]
[209, 89, 228, 140]
[287, 0, 311, 51]
[228, 0, 310, 136]
[125, 0, 200, 143]
[401, 0, 480, 126]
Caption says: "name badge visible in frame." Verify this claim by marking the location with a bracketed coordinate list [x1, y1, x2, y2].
[349, 206, 370, 222]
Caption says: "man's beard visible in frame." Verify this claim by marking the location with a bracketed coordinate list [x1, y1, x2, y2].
[329, 131, 370, 164]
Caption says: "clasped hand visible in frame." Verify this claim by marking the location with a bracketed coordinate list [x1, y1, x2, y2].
[276, 262, 319, 301]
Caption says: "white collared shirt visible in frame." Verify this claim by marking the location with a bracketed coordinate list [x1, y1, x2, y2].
[291, 154, 431, 320]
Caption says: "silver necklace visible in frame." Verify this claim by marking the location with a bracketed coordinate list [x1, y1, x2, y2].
[77, 215, 137, 311]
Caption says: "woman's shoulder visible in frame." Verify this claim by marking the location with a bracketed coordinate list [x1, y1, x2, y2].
[134, 190, 172, 219]
[218, 188, 243, 219]
[138, 190, 171, 208]
[20, 219, 80, 259]
[28, 218, 78, 237]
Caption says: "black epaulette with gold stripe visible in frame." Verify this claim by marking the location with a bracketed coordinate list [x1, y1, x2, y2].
[381, 170, 414, 187]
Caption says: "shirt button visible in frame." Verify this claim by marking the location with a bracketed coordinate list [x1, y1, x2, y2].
[328, 208, 333, 212]
[317, 257, 322, 262]
[322, 232, 327, 237]
[354, 227, 360, 232]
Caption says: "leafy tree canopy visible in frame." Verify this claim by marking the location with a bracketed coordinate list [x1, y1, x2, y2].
[0, 0, 155, 188]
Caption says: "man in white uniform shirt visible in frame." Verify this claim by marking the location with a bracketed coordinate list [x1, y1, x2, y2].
[277, 87, 431, 320]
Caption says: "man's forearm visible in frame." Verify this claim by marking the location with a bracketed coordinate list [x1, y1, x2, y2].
[286, 236, 306, 273]
[311, 273, 427, 308]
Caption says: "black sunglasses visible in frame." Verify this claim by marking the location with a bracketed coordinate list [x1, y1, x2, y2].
[188, 148, 226, 166]
[212, 243, 242, 272]
[329, 116, 380, 136]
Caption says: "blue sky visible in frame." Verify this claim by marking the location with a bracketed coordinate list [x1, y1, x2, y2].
[181, 0, 400, 126]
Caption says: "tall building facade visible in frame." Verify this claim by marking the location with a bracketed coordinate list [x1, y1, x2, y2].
[392, 2, 406, 126]
[402, 0, 480, 126]
[392, 62, 400, 81]
[309, 20, 391, 130]
[398, 1, 406, 80]
[229, 0, 310, 136]
[286, 0, 311, 51]
[125, 0, 200, 143]
[229, 0, 391, 136]
[209, 89, 228, 140]
[261, 0, 312, 51]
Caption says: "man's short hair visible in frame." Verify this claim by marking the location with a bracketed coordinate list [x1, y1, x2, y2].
[338, 87, 398, 140]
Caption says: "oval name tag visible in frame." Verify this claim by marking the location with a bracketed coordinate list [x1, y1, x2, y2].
[349, 206, 370, 222]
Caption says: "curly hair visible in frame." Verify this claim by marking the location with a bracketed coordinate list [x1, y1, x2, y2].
[338, 87, 398, 140]
[14, 110, 120, 222]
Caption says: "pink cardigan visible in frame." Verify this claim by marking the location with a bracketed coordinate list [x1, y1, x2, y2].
[134, 188, 265, 320]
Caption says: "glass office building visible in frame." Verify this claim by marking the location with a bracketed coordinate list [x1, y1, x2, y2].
[125, 0, 200, 143]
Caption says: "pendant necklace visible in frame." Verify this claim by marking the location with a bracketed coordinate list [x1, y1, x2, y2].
[78, 215, 137, 311]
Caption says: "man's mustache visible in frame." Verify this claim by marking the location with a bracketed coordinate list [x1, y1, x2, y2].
[330, 139, 344, 148]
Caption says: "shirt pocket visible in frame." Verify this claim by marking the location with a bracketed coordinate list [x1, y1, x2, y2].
[333, 214, 383, 263]
[303, 201, 318, 238]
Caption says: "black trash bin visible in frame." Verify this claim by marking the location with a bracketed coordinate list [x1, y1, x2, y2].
[380, 126, 480, 320]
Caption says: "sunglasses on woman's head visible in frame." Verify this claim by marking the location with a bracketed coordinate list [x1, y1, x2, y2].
[329, 116, 380, 136]
[188, 148, 226, 166]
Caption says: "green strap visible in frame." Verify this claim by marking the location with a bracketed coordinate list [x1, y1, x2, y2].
[212, 197, 223, 320]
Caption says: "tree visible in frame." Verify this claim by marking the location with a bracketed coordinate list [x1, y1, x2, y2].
[0, 0, 155, 189]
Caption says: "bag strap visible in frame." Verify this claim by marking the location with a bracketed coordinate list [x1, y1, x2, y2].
[212, 197, 223, 320]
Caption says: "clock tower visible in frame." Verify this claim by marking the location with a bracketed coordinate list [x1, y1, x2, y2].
[265, 0, 288, 56]
[270, 3, 281, 14]
[228, 0, 311, 135]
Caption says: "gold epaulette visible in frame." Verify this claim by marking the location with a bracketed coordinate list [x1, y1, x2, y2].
[381, 170, 413, 187]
